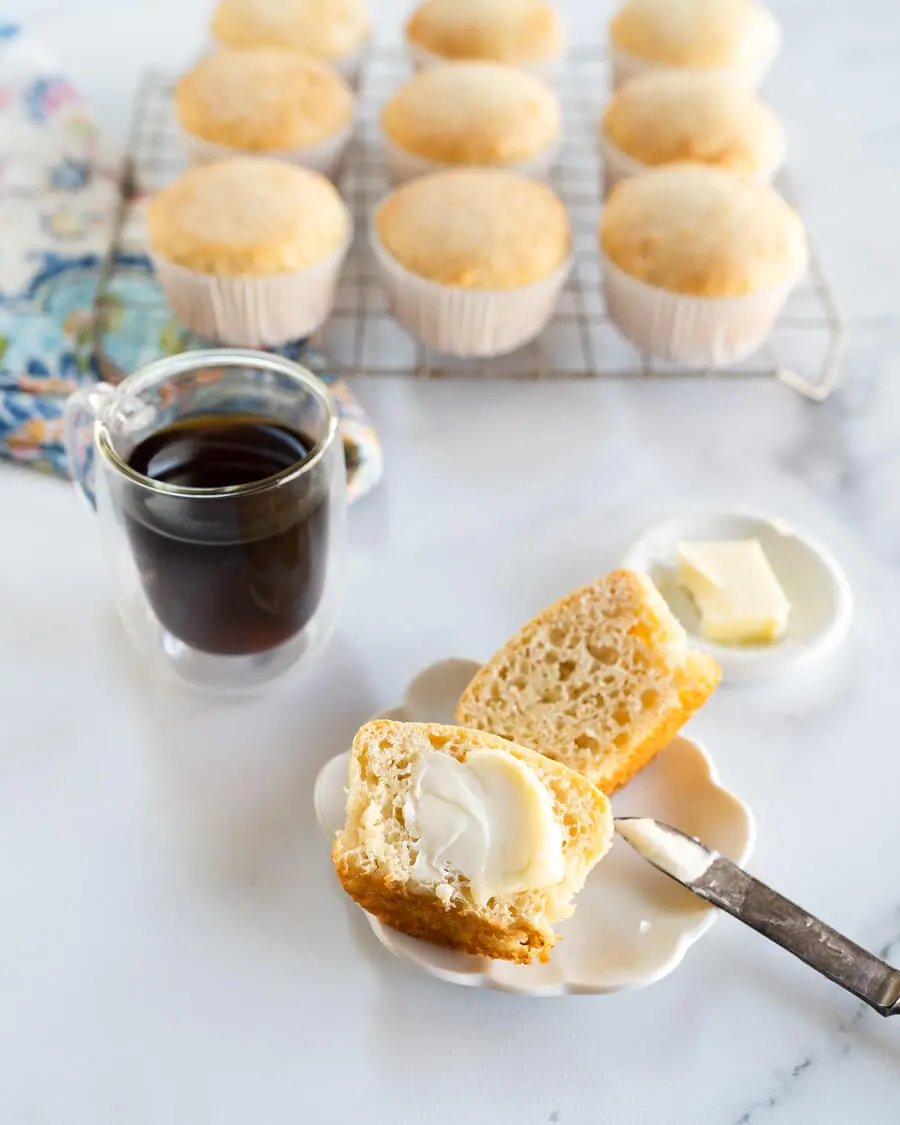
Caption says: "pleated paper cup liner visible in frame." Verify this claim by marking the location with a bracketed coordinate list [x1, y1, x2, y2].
[380, 132, 560, 186]
[608, 41, 780, 92]
[151, 239, 351, 349]
[180, 123, 354, 182]
[602, 255, 806, 367]
[597, 131, 785, 196]
[405, 41, 565, 86]
[371, 228, 571, 358]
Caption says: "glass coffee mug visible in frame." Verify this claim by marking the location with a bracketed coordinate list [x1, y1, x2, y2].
[65, 349, 346, 691]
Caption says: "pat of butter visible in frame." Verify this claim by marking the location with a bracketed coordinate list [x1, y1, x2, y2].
[677, 539, 790, 645]
[403, 749, 564, 907]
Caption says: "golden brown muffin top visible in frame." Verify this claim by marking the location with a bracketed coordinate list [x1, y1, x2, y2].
[602, 71, 784, 175]
[176, 48, 353, 151]
[375, 168, 570, 289]
[599, 164, 807, 296]
[147, 158, 349, 276]
[211, 0, 371, 60]
[609, 0, 779, 68]
[406, 0, 564, 64]
[382, 62, 559, 166]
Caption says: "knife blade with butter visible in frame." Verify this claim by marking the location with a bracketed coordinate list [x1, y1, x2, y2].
[616, 818, 900, 1017]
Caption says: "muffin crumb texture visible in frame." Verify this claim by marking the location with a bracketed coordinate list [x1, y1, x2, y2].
[406, 0, 564, 63]
[600, 164, 807, 296]
[211, 0, 371, 60]
[603, 71, 784, 174]
[609, 0, 780, 68]
[382, 62, 560, 165]
[376, 169, 570, 289]
[176, 47, 353, 151]
[147, 159, 349, 275]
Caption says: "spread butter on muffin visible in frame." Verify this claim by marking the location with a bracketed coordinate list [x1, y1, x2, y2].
[210, 0, 371, 85]
[381, 62, 561, 184]
[372, 168, 571, 356]
[600, 70, 785, 192]
[607, 0, 781, 89]
[598, 164, 807, 365]
[176, 47, 354, 178]
[405, 0, 565, 79]
[148, 158, 350, 347]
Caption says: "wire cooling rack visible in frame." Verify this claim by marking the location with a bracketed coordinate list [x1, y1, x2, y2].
[94, 46, 844, 400]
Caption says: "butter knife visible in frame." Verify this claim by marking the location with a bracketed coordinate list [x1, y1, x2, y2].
[615, 818, 900, 1017]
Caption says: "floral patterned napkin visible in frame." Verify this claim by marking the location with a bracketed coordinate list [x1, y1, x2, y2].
[0, 22, 382, 502]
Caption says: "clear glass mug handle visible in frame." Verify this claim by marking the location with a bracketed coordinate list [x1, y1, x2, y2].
[63, 382, 116, 510]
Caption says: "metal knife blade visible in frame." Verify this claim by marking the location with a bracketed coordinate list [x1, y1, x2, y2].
[615, 817, 900, 1017]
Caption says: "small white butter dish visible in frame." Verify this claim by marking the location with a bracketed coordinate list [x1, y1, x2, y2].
[621, 511, 853, 682]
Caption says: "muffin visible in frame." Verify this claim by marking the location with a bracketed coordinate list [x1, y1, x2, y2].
[176, 48, 354, 179]
[600, 71, 785, 192]
[599, 164, 807, 365]
[405, 0, 565, 80]
[372, 168, 571, 357]
[607, 0, 781, 89]
[210, 0, 371, 85]
[147, 159, 351, 347]
[381, 62, 561, 184]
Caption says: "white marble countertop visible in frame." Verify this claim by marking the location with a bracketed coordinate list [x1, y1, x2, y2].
[3, 1, 900, 1122]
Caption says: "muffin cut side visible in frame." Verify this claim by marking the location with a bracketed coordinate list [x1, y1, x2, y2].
[455, 570, 720, 795]
[333, 720, 613, 963]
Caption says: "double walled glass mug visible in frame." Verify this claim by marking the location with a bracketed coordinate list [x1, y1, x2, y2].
[65, 349, 347, 692]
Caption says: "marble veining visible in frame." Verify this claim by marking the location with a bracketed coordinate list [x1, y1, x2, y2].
[734, 928, 900, 1124]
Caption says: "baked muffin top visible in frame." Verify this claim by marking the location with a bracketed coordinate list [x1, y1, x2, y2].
[599, 164, 807, 296]
[602, 71, 784, 175]
[211, 0, 371, 60]
[176, 48, 354, 151]
[147, 158, 349, 275]
[382, 62, 560, 166]
[608, 0, 780, 69]
[406, 0, 564, 64]
[374, 168, 570, 289]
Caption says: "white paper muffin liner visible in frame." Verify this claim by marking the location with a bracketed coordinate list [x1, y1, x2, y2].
[371, 226, 571, 358]
[597, 130, 785, 195]
[602, 255, 805, 367]
[180, 122, 354, 181]
[608, 41, 781, 91]
[380, 131, 559, 186]
[151, 238, 351, 348]
[406, 41, 565, 85]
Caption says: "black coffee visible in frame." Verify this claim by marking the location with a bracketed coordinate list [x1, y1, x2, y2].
[123, 415, 330, 656]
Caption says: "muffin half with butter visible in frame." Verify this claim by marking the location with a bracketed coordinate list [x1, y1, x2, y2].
[333, 720, 614, 963]
[148, 158, 351, 347]
[210, 0, 371, 86]
[405, 0, 565, 80]
[372, 168, 571, 357]
[607, 0, 781, 89]
[381, 62, 561, 184]
[176, 48, 354, 179]
[599, 164, 807, 365]
[599, 71, 785, 193]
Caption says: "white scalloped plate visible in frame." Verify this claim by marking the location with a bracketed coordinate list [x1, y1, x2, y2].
[315, 658, 755, 996]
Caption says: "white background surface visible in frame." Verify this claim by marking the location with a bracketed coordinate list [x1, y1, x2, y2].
[4, 1, 900, 1122]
